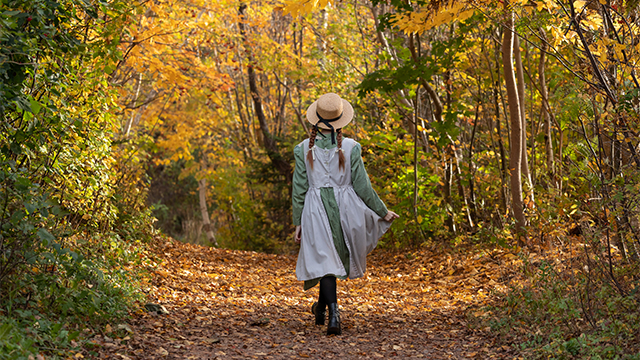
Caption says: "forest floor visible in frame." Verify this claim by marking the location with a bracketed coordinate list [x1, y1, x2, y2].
[90, 237, 528, 359]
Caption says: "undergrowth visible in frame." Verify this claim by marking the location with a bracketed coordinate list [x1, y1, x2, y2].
[474, 229, 640, 359]
[0, 215, 158, 359]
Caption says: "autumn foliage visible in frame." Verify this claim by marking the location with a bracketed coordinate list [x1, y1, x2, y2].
[2, 0, 640, 357]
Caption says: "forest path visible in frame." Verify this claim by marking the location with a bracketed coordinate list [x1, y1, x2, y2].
[94, 238, 522, 359]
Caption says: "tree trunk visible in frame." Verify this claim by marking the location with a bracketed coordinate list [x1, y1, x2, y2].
[316, 9, 327, 68]
[413, 88, 428, 242]
[467, 101, 479, 223]
[443, 156, 455, 233]
[538, 29, 555, 184]
[502, 10, 526, 237]
[198, 178, 218, 246]
[124, 72, 143, 137]
[238, 4, 292, 182]
[514, 36, 534, 205]
[452, 141, 475, 229]
[493, 86, 508, 213]
[491, 36, 509, 213]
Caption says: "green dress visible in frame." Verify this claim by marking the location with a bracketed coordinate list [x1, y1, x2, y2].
[292, 135, 388, 290]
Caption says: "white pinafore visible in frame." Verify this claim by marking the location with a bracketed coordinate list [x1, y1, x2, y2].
[295, 137, 391, 281]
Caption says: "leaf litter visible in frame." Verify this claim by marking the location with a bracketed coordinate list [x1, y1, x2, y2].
[88, 237, 526, 359]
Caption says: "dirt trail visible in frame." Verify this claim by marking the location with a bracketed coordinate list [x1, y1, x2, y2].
[92, 238, 521, 359]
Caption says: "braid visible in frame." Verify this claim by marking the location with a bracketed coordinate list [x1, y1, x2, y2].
[337, 128, 345, 171]
[307, 126, 317, 170]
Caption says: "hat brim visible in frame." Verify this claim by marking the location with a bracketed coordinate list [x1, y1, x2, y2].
[306, 99, 354, 130]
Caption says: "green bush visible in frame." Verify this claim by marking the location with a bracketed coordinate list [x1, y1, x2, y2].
[0, 0, 154, 357]
[479, 251, 640, 359]
[0, 227, 153, 359]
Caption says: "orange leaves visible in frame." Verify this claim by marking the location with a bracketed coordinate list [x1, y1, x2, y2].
[391, 4, 475, 35]
[360, 245, 526, 315]
[95, 238, 522, 358]
[281, 0, 332, 17]
[148, 238, 524, 317]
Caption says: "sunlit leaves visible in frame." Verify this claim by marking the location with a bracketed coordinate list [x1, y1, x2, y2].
[391, 3, 475, 35]
[281, 0, 331, 17]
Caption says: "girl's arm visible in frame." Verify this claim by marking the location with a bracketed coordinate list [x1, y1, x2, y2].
[292, 144, 309, 226]
[350, 143, 389, 218]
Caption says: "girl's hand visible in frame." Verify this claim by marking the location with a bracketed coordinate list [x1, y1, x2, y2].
[383, 211, 400, 222]
[294, 225, 302, 244]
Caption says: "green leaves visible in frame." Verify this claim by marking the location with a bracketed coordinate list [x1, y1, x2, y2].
[0, 1, 147, 357]
[358, 25, 463, 97]
[36, 228, 55, 245]
[358, 62, 435, 97]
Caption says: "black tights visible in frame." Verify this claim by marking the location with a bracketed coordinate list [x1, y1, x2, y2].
[318, 276, 337, 305]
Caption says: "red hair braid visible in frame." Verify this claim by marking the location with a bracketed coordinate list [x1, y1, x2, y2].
[337, 128, 345, 171]
[306, 126, 317, 170]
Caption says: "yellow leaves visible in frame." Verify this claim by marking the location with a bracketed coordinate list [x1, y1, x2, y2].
[281, 0, 331, 17]
[536, 0, 559, 12]
[148, 1, 167, 18]
[582, 12, 603, 30]
[612, 42, 627, 62]
[163, 65, 189, 85]
[590, 37, 631, 66]
[391, 3, 475, 35]
[416, 124, 431, 133]
[392, 11, 428, 34]
[573, 0, 587, 10]
[548, 25, 577, 47]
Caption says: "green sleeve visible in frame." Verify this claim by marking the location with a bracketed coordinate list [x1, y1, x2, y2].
[351, 143, 388, 218]
[292, 144, 308, 226]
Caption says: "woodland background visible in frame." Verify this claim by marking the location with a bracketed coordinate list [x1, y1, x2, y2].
[1, 0, 640, 358]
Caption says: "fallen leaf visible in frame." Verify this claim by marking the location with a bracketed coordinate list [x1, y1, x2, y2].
[117, 324, 133, 333]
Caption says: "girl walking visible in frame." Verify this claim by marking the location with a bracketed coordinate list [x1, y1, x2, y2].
[292, 93, 399, 335]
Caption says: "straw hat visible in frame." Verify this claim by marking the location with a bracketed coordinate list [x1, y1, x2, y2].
[306, 93, 354, 130]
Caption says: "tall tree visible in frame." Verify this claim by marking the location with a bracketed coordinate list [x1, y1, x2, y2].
[538, 29, 555, 184]
[502, 9, 526, 236]
[514, 36, 534, 206]
[238, 3, 292, 182]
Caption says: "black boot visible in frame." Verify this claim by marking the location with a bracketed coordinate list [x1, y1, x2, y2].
[311, 302, 326, 325]
[326, 303, 341, 335]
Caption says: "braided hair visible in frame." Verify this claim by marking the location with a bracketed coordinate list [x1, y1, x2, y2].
[337, 128, 345, 171]
[306, 126, 318, 170]
[306, 127, 346, 171]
